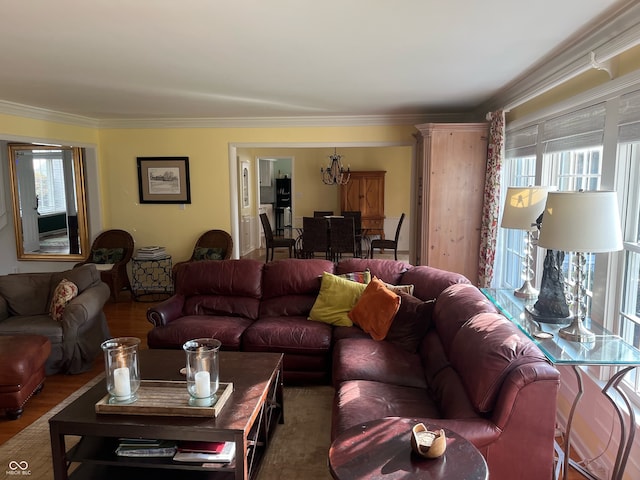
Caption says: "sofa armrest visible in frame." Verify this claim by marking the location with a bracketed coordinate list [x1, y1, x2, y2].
[59, 282, 111, 344]
[147, 294, 185, 327]
[0, 296, 8, 322]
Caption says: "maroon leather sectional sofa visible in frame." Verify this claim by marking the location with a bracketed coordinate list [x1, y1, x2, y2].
[147, 258, 560, 480]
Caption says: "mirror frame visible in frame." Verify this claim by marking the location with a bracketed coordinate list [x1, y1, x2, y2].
[8, 143, 90, 261]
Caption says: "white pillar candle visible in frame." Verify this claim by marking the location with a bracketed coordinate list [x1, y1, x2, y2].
[113, 367, 131, 398]
[194, 370, 211, 398]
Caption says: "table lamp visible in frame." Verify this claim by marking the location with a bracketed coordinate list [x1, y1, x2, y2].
[537, 191, 623, 342]
[501, 186, 555, 298]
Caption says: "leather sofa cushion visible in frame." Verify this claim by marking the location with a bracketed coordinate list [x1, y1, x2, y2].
[175, 259, 263, 298]
[450, 312, 547, 413]
[331, 380, 440, 440]
[261, 259, 333, 299]
[260, 294, 317, 318]
[400, 265, 470, 302]
[0, 274, 52, 316]
[336, 259, 411, 284]
[385, 292, 435, 353]
[242, 316, 331, 355]
[332, 324, 370, 343]
[433, 283, 498, 356]
[332, 338, 427, 389]
[184, 295, 260, 321]
[146, 315, 253, 350]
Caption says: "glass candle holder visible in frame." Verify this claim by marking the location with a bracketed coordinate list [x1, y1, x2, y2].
[183, 338, 221, 407]
[101, 337, 141, 404]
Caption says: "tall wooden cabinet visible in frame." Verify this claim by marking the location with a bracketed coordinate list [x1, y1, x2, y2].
[340, 171, 385, 238]
[414, 123, 488, 284]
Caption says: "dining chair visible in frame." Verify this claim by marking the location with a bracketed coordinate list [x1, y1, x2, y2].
[260, 213, 296, 262]
[341, 211, 363, 257]
[370, 213, 405, 260]
[313, 211, 334, 217]
[329, 216, 357, 261]
[301, 216, 329, 259]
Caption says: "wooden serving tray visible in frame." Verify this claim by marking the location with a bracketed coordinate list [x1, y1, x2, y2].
[95, 380, 233, 417]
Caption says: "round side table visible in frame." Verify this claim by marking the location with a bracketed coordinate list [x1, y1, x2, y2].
[329, 417, 488, 480]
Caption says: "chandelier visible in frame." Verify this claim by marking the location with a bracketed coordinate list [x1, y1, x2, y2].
[321, 148, 350, 185]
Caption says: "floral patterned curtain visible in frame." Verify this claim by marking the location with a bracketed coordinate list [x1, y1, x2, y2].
[478, 110, 505, 287]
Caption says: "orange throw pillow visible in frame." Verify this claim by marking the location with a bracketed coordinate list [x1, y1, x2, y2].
[348, 276, 400, 340]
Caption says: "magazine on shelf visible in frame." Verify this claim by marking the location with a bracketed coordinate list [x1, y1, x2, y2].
[115, 439, 177, 457]
[173, 441, 236, 463]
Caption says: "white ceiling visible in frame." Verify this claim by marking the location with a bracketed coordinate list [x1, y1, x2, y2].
[0, 0, 628, 121]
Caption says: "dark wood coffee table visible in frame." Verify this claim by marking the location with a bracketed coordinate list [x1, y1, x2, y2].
[329, 417, 488, 480]
[49, 349, 284, 480]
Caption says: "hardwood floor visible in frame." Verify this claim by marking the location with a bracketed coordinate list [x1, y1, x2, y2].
[0, 255, 588, 479]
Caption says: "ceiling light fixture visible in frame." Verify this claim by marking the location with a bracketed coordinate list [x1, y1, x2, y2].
[321, 148, 350, 185]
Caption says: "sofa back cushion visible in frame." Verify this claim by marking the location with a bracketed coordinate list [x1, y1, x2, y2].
[176, 259, 263, 296]
[336, 259, 410, 284]
[260, 259, 334, 317]
[51, 264, 102, 295]
[0, 273, 52, 316]
[449, 312, 547, 413]
[432, 283, 498, 355]
[176, 260, 263, 320]
[400, 265, 470, 302]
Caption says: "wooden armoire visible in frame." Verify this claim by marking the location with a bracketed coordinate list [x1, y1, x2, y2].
[340, 171, 385, 239]
[414, 123, 488, 284]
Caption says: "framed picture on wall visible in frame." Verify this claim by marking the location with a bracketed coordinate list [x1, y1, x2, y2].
[241, 161, 250, 208]
[137, 157, 191, 204]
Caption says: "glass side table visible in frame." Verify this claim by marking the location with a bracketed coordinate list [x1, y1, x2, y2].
[481, 288, 640, 480]
[131, 255, 174, 302]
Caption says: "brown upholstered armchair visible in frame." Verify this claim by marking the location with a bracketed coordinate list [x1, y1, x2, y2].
[76, 229, 134, 302]
[172, 229, 233, 278]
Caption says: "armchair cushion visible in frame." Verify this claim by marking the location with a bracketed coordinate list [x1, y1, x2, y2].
[49, 279, 78, 322]
[193, 247, 225, 260]
[91, 247, 124, 264]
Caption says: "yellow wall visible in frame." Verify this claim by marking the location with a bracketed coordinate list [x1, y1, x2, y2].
[0, 113, 98, 145]
[97, 125, 415, 262]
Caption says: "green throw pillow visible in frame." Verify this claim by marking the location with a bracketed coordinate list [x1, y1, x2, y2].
[91, 247, 124, 264]
[308, 272, 367, 327]
[194, 247, 224, 260]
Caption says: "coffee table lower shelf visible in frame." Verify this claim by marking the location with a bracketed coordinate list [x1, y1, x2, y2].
[67, 464, 237, 480]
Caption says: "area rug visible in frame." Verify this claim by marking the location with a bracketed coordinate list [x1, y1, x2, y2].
[0, 377, 334, 480]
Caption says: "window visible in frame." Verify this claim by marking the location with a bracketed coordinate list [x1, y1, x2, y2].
[501, 91, 640, 399]
[32, 150, 68, 216]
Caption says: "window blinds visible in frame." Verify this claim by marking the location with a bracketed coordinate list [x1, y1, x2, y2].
[618, 88, 640, 144]
[542, 102, 606, 153]
[505, 124, 538, 158]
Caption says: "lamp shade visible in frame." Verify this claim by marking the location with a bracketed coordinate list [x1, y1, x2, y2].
[501, 186, 556, 231]
[538, 191, 623, 253]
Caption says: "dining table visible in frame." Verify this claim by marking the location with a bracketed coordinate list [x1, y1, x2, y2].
[295, 216, 371, 259]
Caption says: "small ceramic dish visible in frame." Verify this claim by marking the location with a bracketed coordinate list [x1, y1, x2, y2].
[410, 423, 446, 458]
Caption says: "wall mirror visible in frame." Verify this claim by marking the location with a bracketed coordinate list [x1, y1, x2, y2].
[8, 143, 89, 261]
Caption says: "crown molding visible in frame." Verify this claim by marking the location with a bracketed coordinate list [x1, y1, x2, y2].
[0, 94, 483, 130]
[0, 98, 475, 130]
[477, 0, 640, 115]
[0, 100, 99, 128]
[95, 112, 475, 129]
